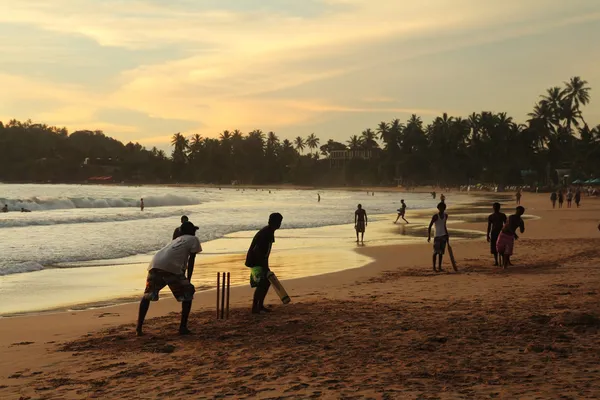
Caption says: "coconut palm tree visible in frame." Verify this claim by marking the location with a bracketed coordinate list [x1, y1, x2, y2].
[294, 136, 305, 153]
[347, 135, 363, 150]
[306, 133, 320, 154]
[360, 129, 379, 150]
[563, 76, 591, 127]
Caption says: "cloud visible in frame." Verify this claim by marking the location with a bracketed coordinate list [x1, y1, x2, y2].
[0, 0, 599, 145]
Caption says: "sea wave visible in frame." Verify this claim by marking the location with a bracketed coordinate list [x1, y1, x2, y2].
[0, 208, 193, 228]
[0, 194, 201, 211]
[0, 261, 44, 276]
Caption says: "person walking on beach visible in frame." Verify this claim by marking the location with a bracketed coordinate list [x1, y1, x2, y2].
[566, 190, 573, 208]
[394, 200, 409, 224]
[575, 189, 581, 208]
[136, 221, 202, 336]
[516, 189, 522, 205]
[440, 194, 446, 203]
[140, 198, 145, 211]
[487, 202, 507, 267]
[427, 202, 449, 272]
[355, 204, 368, 243]
[550, 191, 557, 208]
[173, 215, 189, 240]
[558, 190, 564, 208]
[496, 206, 525, 268]
[246, 213, 283, 314]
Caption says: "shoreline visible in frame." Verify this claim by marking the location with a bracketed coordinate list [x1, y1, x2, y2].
[0, 193, 494, 317]
[1, 193, 599, 398]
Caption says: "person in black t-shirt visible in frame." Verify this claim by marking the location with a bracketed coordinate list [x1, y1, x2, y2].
[487, 202, 507, 266]
[172, 215, 189, 240]
[246, 213, 283, 314]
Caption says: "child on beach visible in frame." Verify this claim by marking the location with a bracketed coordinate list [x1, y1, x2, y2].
[496, 206, 525, 269]
[136, 221, 202, 336]
[246, 213, 283, 314]
[487, 202, 507, 267]
[427, 202, 449, 272]
[394, 200, 409, 224]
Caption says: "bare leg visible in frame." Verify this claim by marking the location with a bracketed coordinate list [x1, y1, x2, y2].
[356, 231, 359, 243]
[402, 216, 409, 224]
[493, 253, 498, 266]
[432, 254, 437, 272]
[136, 298, 150, 336]
[394, 215, 400, 223]
[361, 232, 364, 243]
[438, 254, 444, 271]
[179, 301, 192, 334]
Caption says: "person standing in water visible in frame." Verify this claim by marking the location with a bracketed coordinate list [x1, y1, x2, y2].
[140, 198, 145, 211]
[1, 204, 8, 212]
[354, 204, 368, 243]
[440, 193, 446, 203]
[136, 221, 202, 336]
[516, 189, 522, 205]
[486, 202, 507, 267]
[427, 202, 449, 272]
[246, 213, 283, 314]
[394, 200, 409, 224]
[318, 193, 321, 203]
[496, 206, 525, 268]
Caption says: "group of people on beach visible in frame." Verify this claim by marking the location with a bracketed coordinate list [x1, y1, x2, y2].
[549, 188, 582, 209]
[136, 212, 283, 336]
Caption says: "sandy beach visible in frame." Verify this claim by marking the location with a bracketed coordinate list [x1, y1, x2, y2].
[1, 192, 599, 399]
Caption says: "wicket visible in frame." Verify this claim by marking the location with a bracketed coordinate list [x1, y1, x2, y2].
[216, 272, 230, 319]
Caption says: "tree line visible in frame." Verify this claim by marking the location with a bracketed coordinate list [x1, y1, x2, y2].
[0, 76, 598, 186]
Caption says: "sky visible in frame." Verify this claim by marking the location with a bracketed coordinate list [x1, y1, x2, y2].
[1, 0, 599, 151]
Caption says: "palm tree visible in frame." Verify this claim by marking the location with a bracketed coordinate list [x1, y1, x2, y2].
[377, 121, 389, 142]
[347, 135, 363, 150]
[360, 128, 378, 150]
[563, 76, 591, 127]
[294, 136, 305, 153]
[267, 131, 280, 148]
[306, 133, 320, 154]
[219, 130, 231, 141]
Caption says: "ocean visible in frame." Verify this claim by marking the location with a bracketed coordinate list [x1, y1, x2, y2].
[0, 184, 471, 314]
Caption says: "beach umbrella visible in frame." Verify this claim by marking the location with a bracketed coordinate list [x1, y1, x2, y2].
[584, 179, 594, 184]
[572, 179, 582, 184]
[592, 178, 600, 185]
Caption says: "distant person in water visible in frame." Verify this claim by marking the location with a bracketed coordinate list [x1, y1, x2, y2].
[575, 189, 581, 208]
[516, 189, 522, 205]
[20, 207, 31, 212]
[440, 194, 446, 203]
[487, 202, 507, 267]
[354, 204, 368, 243]
[172, 215, 189, 240]
[246, 213, 283, 314]
[1, 204, 7, 212]
[496, 206, 525, 268]
[427, 202, 449, 272]
[394, 200, 409, 224]
[550, 191, 557, 208]
[136, 221, 201, 336]
[140, 198, 145, 211]
[318, 193, 321, 202]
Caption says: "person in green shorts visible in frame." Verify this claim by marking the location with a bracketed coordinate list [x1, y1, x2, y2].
[246, 213, 283, 314]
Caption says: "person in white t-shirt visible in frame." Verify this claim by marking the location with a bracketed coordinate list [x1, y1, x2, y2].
[427, 202, 449, 272]
[136, 221, 202, 336]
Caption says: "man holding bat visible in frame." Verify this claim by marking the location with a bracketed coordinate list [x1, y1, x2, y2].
[136, 221, 202, 336]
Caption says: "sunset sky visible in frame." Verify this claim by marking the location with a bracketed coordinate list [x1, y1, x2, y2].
[1, 0, 599, 150]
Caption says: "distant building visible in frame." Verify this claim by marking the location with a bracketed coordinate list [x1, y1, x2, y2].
[329, 150, 372, 168]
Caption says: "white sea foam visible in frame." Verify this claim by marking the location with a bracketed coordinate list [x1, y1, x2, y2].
[0, 194, 201, 211]
[0, 261, 44, 276]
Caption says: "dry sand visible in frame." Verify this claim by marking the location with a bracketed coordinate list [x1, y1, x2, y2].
[1, 193, 599, 399]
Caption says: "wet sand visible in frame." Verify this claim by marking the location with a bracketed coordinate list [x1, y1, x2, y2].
[1, 193, 599, 399]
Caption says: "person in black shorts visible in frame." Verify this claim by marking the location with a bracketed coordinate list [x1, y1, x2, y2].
[394, 200, 409, 224]
[487, 202, 507, 266]
[354, 204, 368, 243]
[246, 213, 283, 314]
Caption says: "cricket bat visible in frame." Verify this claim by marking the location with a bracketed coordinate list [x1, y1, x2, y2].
[267, 272, 291, 304]
[447, 243, 458, 271]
